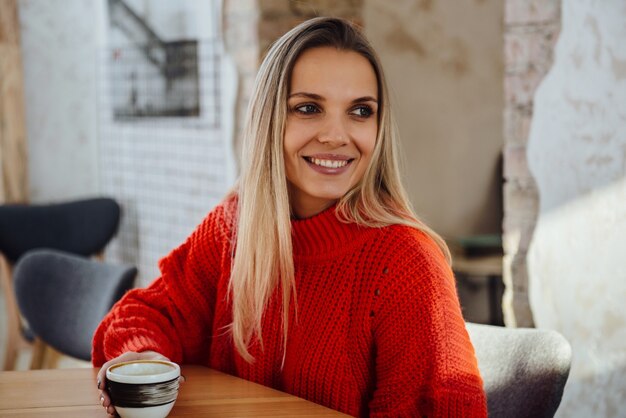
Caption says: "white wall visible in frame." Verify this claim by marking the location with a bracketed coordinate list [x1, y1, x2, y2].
[19, 0, 237, 285]
[527, 1, 626, 416]
[364, 0, 504, 239]
[19, 0, 229, 203]
[19, 0, 102, 202]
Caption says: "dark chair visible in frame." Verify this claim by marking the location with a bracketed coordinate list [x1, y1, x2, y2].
[13, 249, 136, 363]
[0, 197, 121, 369]
[466, 322, 572, 418]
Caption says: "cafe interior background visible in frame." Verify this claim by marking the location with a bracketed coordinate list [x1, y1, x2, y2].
[0, 0, 624, 416]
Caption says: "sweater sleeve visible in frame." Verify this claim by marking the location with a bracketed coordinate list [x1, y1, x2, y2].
[368, 229, 487, 418]
[91, 204, 227, 367]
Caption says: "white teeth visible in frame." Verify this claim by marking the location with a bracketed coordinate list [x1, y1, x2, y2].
[311, 158, 348, 168]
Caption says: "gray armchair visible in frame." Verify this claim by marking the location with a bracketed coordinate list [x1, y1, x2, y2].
[13, 249, 136, 364]
[467, 322, 572, 418]
[0, 197, 120, 369]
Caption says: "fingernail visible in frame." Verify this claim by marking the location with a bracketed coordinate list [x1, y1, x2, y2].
[100, 395, 105, 406]
[97, 378, 101, 389]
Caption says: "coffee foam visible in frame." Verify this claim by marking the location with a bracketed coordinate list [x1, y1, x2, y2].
[107, 360, 180, 385]
[113, 362, 175, 376]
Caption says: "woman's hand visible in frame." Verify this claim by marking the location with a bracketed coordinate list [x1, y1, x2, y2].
[96, 351, 170, 416]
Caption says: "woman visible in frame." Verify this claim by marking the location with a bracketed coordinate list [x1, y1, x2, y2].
[94, 17, 487, 417]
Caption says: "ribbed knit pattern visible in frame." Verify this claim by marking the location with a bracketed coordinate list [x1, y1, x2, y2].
[93, 196, 487, 417]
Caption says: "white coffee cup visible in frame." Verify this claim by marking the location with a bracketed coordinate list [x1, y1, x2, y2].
[106, 360, 181, 418]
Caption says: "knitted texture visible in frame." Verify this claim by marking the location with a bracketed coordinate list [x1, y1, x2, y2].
[92, 196, 487, 417]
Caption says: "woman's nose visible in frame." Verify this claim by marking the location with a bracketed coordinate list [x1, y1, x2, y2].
[318, 116, 349, 146]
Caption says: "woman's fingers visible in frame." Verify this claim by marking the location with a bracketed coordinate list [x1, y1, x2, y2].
[97, 356, 118, 414]
[106, 404, 117, 416]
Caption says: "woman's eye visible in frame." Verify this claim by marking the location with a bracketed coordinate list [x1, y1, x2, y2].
[294, 104, 320, 114]
[350, 105, 373, 118]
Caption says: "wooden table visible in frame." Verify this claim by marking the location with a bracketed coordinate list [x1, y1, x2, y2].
[0, 366, 348, 417]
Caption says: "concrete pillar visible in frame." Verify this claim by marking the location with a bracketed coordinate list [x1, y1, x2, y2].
[502, 0, 560, 327]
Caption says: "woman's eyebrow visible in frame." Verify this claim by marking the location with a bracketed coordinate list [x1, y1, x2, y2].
[289, 92, 324, 100]
[351, 96, 378, 104]
[288, 92, 378, 104]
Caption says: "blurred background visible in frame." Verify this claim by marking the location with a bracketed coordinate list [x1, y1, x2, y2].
[0, 1, 624, 417]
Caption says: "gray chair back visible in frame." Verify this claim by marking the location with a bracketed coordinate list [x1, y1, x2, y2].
[466, 323, 571, 418]
[14, 249, 136, 361]
[0, 197, 120, 263]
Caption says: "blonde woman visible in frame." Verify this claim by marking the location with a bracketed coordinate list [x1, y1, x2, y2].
[94, 17, 487, 417]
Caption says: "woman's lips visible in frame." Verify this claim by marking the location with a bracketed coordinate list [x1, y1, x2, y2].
[302, 155, 354, 174]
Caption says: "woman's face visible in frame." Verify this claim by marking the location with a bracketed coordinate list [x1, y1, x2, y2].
[284, 47, 379, 219]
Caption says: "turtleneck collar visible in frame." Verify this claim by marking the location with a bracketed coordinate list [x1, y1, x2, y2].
[290, 204, 376, 258]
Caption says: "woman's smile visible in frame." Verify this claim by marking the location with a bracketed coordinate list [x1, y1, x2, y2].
[302, 154, 355, 172]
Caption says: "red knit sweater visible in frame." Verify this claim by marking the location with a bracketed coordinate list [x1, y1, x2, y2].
[92, 196, 487, 417]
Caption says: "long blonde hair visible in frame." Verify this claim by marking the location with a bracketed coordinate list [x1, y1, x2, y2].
[229, 17, 451, 363]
